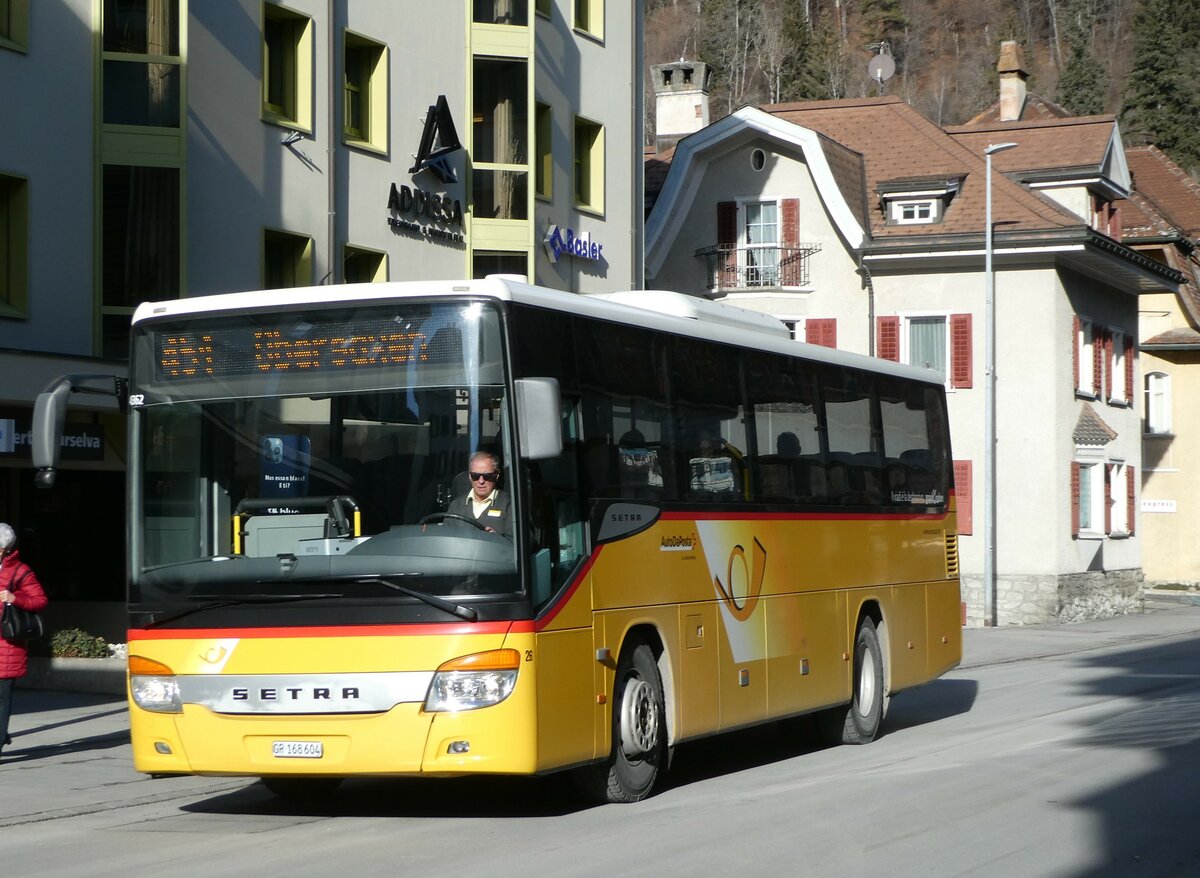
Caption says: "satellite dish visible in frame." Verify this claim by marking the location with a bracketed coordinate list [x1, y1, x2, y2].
[868, 53, 895, 84]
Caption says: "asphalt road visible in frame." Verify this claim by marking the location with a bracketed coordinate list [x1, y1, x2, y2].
[3, 605, 1200, 877]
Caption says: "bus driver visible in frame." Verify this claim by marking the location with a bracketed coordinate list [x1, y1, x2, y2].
[460, 451, 513, 538]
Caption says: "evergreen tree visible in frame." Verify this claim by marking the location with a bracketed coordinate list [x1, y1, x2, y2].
[1120, 0, 1200, 175]
[1057, 1, 1104, 115]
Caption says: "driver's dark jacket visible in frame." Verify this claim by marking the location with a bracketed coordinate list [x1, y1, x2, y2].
[460, 488, 513, 538]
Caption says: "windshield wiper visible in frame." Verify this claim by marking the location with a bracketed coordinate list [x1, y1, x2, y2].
[361, 574, 479, 622]
[141, 593, 342, 628]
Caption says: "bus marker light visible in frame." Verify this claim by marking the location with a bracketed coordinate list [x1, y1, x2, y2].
[800, 659, 809, 676]
[154, 742, 173, 754]
[596, 648, 612, 663]
[596, 694, 607, 704]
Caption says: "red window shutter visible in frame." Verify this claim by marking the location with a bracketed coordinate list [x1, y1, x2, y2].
[877, 316, 899, 361]
[1125, 333, 1135, 402]
[806, 318, 836, 348]
[781, 198, 799, 247]
[1103, 329, 1114, 400]
[1104, 463, 1113, 535]
[1127, 465, 1136, 536]
[717, 202, 737, 288]
[950, 313, 973, 388]
[1110, 204, 1122, 241]
[1073, 316, 1081, 393]
[1071, 462, 1081, 537]
[953, 460, 973, 535]
[1093, 326, 1104, 397]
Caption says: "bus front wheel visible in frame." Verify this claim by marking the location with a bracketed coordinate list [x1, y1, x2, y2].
[580, 639, 666, 804]
[819, 616, 885, 745]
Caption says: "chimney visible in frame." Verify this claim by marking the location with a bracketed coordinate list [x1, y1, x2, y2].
[651, 60, 711, 153]
[997, 41, 1028, 122]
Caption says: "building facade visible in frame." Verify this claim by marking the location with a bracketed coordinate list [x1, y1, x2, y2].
[644, 72, 1182, 625]
[0, 0, 643, 637]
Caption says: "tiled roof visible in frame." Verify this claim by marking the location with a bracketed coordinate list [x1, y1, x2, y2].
[1124, 146, 1200, 238]
[1143, 327, 1200, 347]
[1119, 146, 1200, 329]
[644, 145, 675, 214]
[1073, 402, 1118, 447]
[946, 115, 1117, 179]
[757, 96, 1086, 239]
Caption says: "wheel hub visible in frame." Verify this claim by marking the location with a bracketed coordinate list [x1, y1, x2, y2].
[619, 677, 659, 758]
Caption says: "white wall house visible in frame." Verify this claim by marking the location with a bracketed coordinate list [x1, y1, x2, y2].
[645, 94, 1182, 626]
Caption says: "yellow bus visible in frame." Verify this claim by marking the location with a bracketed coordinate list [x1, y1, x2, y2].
[34, 278, 961, 803]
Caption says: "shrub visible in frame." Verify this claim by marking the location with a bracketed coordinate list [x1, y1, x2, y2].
[50, 628, 112, 659]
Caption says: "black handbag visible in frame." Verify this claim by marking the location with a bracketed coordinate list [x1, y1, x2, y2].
[1, 572, 45, 642]
[2, 601, 45, 642]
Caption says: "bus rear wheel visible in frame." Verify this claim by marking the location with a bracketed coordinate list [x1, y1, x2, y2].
[818, 616, 885, 745]
[580, 639, 666, 804]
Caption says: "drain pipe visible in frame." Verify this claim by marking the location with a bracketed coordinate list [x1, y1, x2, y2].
[858, 253, 876, 356]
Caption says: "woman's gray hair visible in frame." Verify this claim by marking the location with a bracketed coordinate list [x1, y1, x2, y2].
[0, 523, 14, 551]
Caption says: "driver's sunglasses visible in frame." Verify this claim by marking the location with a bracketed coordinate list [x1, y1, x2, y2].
[470, 471, 499, 483]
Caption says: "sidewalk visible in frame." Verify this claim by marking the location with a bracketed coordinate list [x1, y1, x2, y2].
[3, 600, 1200, 827]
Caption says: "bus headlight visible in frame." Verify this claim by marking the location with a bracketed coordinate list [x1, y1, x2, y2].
[425, 649, 520, 712]
[129, 655, 183, 714]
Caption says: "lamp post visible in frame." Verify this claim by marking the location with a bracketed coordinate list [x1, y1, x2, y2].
[983, 141, 1018, 628]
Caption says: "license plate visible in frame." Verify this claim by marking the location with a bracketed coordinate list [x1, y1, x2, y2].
[272, 740, 323, 759]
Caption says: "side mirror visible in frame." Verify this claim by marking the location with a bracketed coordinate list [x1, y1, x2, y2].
[514, 377, 563, 461]
[32, 380, 73, 488]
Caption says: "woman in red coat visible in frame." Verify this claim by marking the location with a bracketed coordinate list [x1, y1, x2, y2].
[0, 522, 48, 759]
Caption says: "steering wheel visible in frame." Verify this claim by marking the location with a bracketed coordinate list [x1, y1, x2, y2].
[418, 512, 490, 532]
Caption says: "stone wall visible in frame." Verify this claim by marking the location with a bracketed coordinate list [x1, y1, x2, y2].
[961, 568, 1145, 627]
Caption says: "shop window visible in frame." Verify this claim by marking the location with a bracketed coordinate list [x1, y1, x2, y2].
[262, 3, 313, 131]
[263, 228, 313, 289]
[574, 116, 604, 213]
[343, 32, 388, 152]
[0, 173, 28, 317]
[343, 245, 386, 284]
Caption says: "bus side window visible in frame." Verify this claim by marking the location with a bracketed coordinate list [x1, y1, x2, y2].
[745, 351, 821, 505]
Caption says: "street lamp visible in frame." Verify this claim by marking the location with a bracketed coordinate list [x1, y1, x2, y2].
[983, 141, 1018, 628]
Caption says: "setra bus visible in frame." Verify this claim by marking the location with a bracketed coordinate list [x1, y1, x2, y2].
[32, 277, 961, 803]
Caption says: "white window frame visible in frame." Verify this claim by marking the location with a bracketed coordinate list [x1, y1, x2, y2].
[1075, 451, 1105, 538]
[1110, 332, 1127, 403]
[1077, 318, 1097, 397]
[1109, 459, 1129, 535]
[899, 311, 950, 384]
[1145, 370, 1171, 435]
[889, 198, 939, 225]
[741, 199, 781, 287]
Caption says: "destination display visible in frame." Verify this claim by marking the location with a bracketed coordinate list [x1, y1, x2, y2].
[153, 313, 465, 380]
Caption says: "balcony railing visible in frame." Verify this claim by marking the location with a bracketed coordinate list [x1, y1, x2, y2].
[693, 243, 822, 292]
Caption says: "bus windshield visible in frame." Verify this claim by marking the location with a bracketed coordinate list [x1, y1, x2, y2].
[127, 299, 520, 611]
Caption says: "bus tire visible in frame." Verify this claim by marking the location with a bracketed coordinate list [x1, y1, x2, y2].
[819, 616, 885, 745]
[260, 776, 343, 799]
[581, 639, 667, 803]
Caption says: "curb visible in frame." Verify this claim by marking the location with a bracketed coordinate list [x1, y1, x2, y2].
[16, 657, 126, 696]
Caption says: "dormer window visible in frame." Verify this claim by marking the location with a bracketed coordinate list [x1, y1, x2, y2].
[892, 199, 938, 224]
[877, 176, 962, 227]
